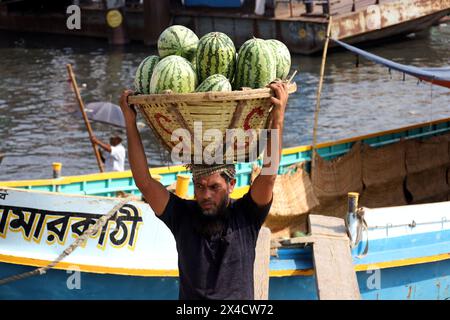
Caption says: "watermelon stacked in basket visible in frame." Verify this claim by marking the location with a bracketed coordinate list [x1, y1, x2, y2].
[128, 25, 297, 163]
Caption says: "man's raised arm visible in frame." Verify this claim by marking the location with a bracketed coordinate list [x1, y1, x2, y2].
[120, 90, 169, 216]
[250, 82, 288, 207]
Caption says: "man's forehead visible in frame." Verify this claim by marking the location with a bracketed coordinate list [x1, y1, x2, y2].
[194, 172, 224, 184]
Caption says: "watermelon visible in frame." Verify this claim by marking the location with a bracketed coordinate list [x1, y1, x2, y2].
[149, 55, 197, 94]
[195, 74, 232, 92]
[266, 39, 291, 79]
[234, 38, 276, 89]
[195, 32, 236, 84]
[134, 55, 160, 94]
[189, 55, 197, 72]
[157, 25, 199, 61]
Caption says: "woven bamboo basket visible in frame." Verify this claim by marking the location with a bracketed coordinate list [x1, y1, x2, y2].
[128, 81, 297, 163]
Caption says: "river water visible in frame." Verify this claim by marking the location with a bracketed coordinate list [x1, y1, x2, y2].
[0, 25, 449, 181]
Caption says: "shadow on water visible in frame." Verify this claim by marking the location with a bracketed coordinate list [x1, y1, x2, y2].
[0, 25, 449, 180]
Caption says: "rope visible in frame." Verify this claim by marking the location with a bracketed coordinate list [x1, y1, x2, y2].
[354, 207, 369, 259]
[0, 196, 133, 286]
[311, 15, 333, 174]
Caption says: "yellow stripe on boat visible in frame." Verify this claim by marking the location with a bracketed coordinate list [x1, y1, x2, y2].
[2, 116, 450, 188]
[1, 252, 449, 278]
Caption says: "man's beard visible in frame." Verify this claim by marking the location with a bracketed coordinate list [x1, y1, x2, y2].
[195, 194, 230, 238]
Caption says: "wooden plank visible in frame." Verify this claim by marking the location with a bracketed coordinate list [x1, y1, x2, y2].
[309, 214, 361, 300]
[274, 0, 307, 18]
[254, 227, 271, 300]
[354, 0, 377, 11]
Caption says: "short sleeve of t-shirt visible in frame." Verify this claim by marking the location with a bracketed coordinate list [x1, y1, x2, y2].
[157, 191, 271, 238]
[110, 145, 121, 160]
[157, 192, 192, 237]
[237, 191, 272, 229]
[105, 144, 126, 172]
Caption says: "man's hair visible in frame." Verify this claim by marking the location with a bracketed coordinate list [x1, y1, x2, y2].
[111, 130, 123, 142]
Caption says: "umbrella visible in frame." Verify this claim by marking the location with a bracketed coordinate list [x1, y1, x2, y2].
[84, 102, 125, 128]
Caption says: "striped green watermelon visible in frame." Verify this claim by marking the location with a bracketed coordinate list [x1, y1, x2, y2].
[195, 74, 232, 92]
[266, 39, 291, 79]
[195, 32, 236, 84]
[234, 38, 276, 89]
[158, 25, 199, 61]
[189, 55, 197, 72]
[149, 55, 197, 94]
[134, 55, 160, 94]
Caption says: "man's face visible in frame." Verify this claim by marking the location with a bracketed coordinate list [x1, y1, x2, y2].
[110, 137, 121, 146]
[194, 173, 236, 216]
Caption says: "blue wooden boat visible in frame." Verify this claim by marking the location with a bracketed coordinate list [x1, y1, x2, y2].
[2, 116, 450, 199]
[1, 116, 450, 299]
[0, 187, 449, 300]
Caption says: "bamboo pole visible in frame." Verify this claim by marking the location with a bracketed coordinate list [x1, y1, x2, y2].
[311, 16, 333, 174]
[66, 64, 104, 172]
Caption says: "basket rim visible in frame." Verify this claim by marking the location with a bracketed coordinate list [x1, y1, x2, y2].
[128, 82, 297, 104]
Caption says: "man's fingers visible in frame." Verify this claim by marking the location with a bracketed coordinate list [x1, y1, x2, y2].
[121, 90, 134, 102]
[269, 84, 282, 99]
[270, 96, 281, 105]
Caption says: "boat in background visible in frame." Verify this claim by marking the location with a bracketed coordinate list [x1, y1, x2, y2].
[1, 115, 449, 200]
[0, 0, 448, 54]
[1, 186, 449, 299]
[172, 0, 450, 54]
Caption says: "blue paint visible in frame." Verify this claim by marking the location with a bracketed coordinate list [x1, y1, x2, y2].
[0, 263, 179, 300]
[270, 230, 450, 272]
[2, 230, 449, 299]
[268, 258, 450, 300]
[3, 258, 449, 299]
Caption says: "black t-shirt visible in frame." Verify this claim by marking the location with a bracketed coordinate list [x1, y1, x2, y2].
[157, 191, 271, 300]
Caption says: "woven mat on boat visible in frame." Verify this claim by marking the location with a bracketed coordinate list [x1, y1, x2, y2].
[360, 180, 407, 208]
[251, 163, 319, 238]
[310, 195, 348, 219]
[311, 141, 363, 201]
[252, 163, 319, 217]
[362, 139, 406, 187]
[359, 140, 408, 208]
[405, 134, 450, 174]
[405, 134, 450, 203]
[406, 165, 450, 204]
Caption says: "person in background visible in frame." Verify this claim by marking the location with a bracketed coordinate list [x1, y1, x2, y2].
[91, 132, 126, 172]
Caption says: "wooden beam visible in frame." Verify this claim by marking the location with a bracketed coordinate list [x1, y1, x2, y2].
[309, 214, 361, 300]
[254, 227, 271, 300]
[143, 0, 171, 46]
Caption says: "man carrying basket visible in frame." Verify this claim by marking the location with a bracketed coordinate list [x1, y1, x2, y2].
[119, 82, 288, 300]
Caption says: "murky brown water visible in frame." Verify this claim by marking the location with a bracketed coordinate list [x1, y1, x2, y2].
[0, 25, 449, 180]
